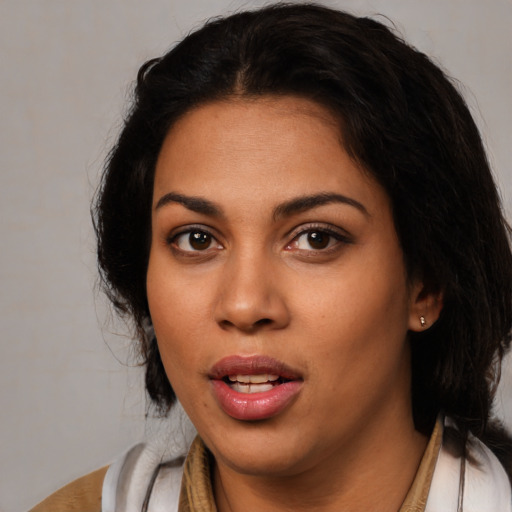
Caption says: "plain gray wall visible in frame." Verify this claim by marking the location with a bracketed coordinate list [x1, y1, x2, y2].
[1, 1, 511, 511]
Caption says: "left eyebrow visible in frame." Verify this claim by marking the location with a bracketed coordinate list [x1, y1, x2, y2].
[154, 192, 223, 217]
[273, 193, 369, 220]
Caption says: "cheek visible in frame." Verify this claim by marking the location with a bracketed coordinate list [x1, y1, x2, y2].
[147, 256, 201, 378]
[147, 250, 208, 333]
[290, 255, 411, 379]
[293, 259, 410, 337]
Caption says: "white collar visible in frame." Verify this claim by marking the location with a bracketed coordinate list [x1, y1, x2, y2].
[102, 413, 511, 512]
[426, 418, 511, 511]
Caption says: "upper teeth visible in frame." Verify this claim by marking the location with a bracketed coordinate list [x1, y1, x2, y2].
[228, 374, 279, 383]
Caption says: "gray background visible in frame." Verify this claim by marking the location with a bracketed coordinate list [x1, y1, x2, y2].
[1, 1, 511, 511]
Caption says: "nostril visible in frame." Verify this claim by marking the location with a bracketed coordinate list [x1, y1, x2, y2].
[219, 319, 234, 330]
[255, 318, 272, 326]
[218, 318, 273, 331]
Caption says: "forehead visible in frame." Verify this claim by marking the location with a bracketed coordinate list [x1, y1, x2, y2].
[153, 96, 386, 216]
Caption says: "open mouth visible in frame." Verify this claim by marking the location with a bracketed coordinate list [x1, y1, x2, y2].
[223, 374, 290, 394]
[209, 356, 303, 420]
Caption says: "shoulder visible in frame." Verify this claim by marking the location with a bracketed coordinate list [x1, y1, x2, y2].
[103, 442, 185, 512]
[426, 421, 512, 512]
[29, 441, 187, 512]
[29, 407, 195, 512]
[29, 466, 108, 512]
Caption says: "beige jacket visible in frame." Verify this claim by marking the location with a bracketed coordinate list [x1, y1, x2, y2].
[30, 417, 512, 512]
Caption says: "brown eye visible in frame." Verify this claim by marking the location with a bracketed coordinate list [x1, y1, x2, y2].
[189, 231, 212, 250]
[307, 231, 329, 249]
[172, 229, 221, 252]
[289, 226, 349, 253]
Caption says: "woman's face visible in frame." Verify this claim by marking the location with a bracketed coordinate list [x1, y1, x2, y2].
[147, 96, 428, 477]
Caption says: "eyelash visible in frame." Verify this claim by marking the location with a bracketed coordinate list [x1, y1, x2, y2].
[166, 223, 352, 256]
[166, 225, 221, 255]
[286, 224, 352, 254]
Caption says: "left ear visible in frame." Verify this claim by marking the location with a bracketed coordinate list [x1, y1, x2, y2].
[408, 281, 443, 332]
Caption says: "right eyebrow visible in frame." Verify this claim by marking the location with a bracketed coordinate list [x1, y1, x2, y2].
[154, 192, 223, 217]
[273, 192, 369, 220]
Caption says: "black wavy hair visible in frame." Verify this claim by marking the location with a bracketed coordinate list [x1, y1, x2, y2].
[94, 3, 512, 448]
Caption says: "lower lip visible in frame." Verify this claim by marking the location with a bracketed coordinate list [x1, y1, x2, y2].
[211, 380, 303, 421]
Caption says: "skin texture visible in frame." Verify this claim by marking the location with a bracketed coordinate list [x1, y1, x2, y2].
[146, 96, 442, 511]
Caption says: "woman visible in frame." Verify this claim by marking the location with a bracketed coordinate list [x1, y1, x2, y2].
[32, 3, 512, 511]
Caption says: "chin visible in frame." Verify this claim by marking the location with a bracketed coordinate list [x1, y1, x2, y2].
[217, 446, 310, 477]
[203, 419, 319, 477]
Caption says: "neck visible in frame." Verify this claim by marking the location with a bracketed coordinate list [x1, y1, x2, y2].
[213, 411, 428, 512]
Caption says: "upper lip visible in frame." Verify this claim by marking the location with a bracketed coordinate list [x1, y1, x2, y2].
[209, 355, 302, 380]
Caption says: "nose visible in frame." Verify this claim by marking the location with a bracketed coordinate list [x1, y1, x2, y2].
[213, 250, 290, 333]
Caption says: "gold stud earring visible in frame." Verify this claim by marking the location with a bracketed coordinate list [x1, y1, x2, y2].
[419, 316, 427, 327]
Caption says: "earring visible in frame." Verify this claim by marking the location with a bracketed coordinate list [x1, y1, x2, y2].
[419, 316, 427, 327]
